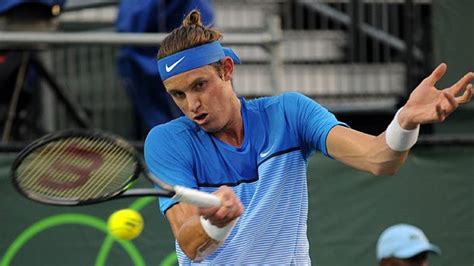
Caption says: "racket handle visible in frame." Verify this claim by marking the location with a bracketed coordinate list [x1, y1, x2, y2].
[173, 185, 221, 207]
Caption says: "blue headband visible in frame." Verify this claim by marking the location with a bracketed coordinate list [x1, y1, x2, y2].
[157, 41, 241, 81]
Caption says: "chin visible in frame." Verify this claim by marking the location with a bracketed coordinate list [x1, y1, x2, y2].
[201, 126, 219, 133]
[200, 123, 224, 133]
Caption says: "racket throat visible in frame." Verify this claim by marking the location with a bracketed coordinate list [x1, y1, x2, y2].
[172, 185, 221, 207]
[121, 188, 175, 197]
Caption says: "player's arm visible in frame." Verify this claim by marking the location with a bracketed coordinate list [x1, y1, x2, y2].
[165, 186, 243, 261]
[326, 126, 408, 175]
[327, 63, 473, 175]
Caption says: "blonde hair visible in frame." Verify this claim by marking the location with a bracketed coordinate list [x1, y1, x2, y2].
[158, 10, 222, 59]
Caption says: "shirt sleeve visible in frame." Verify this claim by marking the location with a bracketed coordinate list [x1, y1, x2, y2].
[281, 92, 348, 158]
[144, 125, 197, 214]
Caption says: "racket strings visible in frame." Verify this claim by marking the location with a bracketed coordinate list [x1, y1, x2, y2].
[16, 136, 137, 202]
[78, 143, 135, 199]
[18, 137, 93, 199]
[19, 138, 75, 197]
[46, 137, 101, 199]
[27, 137, 106, 199]
[59, 137, 116, 199]
[59, 137, 120, 199]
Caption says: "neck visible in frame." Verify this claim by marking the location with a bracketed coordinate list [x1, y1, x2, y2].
[213, 97, 244, 147]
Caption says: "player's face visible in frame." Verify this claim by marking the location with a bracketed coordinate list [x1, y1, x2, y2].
[164, 60, 239, 133]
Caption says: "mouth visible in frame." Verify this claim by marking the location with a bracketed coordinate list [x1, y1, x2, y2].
[193, 113, 208, 124]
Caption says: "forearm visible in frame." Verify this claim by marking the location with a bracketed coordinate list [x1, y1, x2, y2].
[166, 187, 242, 261]
[328, 128, 408, 175]
[175, 216, 222, 261]
[367, 133, 409, 175]
[167, 204, 221, 261]
[328, 105, 423, 176]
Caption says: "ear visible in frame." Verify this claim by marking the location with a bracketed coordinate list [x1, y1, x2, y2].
[221, 57, 234, 81]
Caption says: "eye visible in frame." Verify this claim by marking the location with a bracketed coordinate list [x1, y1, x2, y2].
[194, 81, 206, 90]
[170, 91, 185, 99]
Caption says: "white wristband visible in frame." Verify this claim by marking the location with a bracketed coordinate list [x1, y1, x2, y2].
[385, 108, 420, 151]
[200, 216, 237, 242]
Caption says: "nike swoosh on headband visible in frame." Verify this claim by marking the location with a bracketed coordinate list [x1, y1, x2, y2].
[165, 56, 186, 72]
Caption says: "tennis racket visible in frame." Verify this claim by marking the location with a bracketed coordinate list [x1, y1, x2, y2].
[11, 129, 221, 207]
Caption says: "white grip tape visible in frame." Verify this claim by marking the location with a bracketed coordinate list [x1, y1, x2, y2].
[385, 108, 420, 151]
[200, 216, 237, 242]
[172, 185, 221, 207]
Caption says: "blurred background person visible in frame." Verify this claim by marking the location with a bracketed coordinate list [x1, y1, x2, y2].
[377, 223, 441, 266]
[116, 0, 214, 139]
[0, 0, 65, 141]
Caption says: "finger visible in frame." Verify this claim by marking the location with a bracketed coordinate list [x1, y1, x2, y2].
[442, 91, 458, 117]
[447, 72, 474, 95]
[424, 63, 447, 86]
[213, 197, 235, 217]
[212, 197, 242, 220]
[442, 91, 459, 118]
[219, 204, 242, 224]
[211, 208, 240, 226]
[211, 207, 234, 225]
[435, 104, 445, 122]
[226, 201, 244, 220]
[199, 206, 219, 219]
[457, 83, 473, 104]
[212, 217, 236, 228]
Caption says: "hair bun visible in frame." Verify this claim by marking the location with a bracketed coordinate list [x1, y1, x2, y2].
[158, 9, 222, 59]
[183, 10, 203, 27]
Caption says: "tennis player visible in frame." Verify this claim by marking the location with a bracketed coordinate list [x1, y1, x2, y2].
[144, 10, 473, 264]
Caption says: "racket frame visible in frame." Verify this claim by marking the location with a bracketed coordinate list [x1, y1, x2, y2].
[11, 129, 171, 206]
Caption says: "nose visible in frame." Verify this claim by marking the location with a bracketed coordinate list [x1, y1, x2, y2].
[187, 93, 201, 113]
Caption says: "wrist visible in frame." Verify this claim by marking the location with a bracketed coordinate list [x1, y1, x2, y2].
[199, 216, 237, 242]
[385, 107, 420, 151]
[397, 106, 419, 130]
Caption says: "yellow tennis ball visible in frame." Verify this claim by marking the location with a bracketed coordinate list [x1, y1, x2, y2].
[107, 209, 144, 240]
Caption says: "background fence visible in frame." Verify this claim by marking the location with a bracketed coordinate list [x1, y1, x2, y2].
[0, 0, 442, 140]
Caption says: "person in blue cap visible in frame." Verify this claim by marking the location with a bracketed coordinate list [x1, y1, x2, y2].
[145, 9, 473, 264]
[116, 0, 214, 138]
[377, 224, 441, 266]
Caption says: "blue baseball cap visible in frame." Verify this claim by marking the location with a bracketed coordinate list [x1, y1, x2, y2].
[376, 224, 441, 261]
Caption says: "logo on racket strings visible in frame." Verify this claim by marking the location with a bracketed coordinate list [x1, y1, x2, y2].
[39, 145, 104, 189]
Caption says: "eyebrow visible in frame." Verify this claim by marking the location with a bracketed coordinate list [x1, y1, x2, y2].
[168, 77, 207, 93]
[188, 77, 206, 89]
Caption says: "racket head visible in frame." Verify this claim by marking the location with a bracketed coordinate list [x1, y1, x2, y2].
[11, 129, 143, 206]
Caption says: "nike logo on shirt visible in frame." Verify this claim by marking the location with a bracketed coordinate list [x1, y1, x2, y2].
[165, 56, 185, 72]
[259, 145, 274, 158]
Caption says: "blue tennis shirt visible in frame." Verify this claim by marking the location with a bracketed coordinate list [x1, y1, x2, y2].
[144, 92, 346, 264]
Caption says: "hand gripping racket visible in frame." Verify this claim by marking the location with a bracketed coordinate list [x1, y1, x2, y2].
[11, 130, 221, 207]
